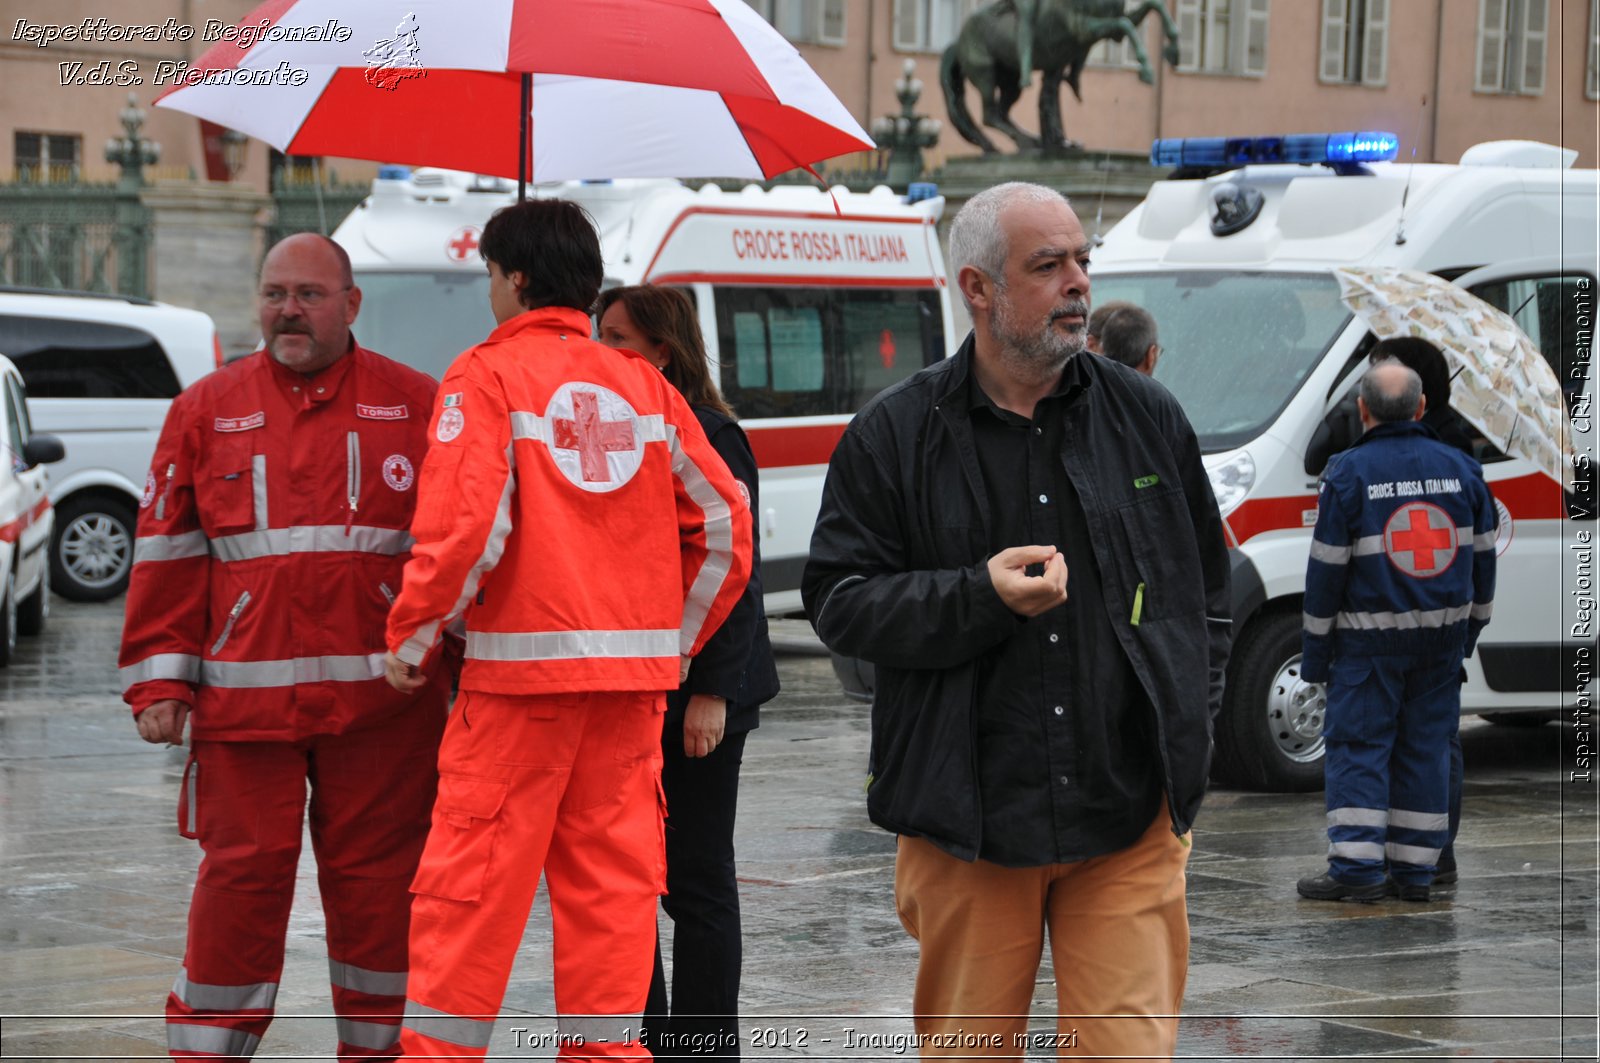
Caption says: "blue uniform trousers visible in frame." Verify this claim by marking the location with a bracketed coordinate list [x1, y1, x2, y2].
[1323, 652, 1459, 887]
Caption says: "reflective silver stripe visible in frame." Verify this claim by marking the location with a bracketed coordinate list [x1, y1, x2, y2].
[121, 653, 202, 689]
[201, 653, 387, 689]
[168, 1022, 262, 1057]
[671, 422, 737, 654]
[558, 1013, 642, 1045]
[1389, 808, 1449, 832]
[1335, 603, 1473, 631]
[1386, 841, 1443, 865]
[1308, 539, 1351, 564]
[510, 410, 669, 446]
[185, 762, 198, 834]
[337, 1017, 401, 1051]
[329, 959, 407, 997]
[467, 628, 677, 662]
[210, 525, 414, 562]
[1327, 807, 1388, 828]
[1474, 531, 1496, 551]
[1303, 612, 1334, 636]
[397, 445, 517, 669]
[134, 531, 208, 564]
[172, 968, 278, 1011]
[1352, 534, 1385, 557]
[403, 1000, 494, 1049]
[251, 453, 268, 531]
[1471, 601, 1494, 621]
[1328, 840, 1386, 860]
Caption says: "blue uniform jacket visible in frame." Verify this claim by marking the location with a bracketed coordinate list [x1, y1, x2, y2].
[1302, 420, 1497, 684]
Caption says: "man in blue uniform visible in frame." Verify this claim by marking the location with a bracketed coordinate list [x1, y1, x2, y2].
[1296, 359, 1496, 903]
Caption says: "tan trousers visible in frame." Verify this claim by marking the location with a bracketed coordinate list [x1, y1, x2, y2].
[894, 806, 1190, 1060]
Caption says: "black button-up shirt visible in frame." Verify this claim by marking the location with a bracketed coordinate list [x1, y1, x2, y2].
[966, 356, 1160, 866]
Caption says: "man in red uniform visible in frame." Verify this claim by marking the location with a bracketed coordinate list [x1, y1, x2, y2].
[383, 198, 752, 1062]
[119, 234, 450, 1061]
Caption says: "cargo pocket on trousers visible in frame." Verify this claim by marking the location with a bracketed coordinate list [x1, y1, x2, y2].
[410, 773, 509, 903]
[176, 753, 199, 840]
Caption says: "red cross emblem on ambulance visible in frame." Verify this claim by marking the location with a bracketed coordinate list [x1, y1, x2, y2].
[445, 226, 480, 262]
[1383, 500, 1458, 578]
[545, 382, 645, 493]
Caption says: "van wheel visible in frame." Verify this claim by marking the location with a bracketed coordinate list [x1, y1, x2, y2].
[16, 558, 48, 636]
[0, 567, 16, 668]
[1215, 610, 1326, 792]
[51, 495, 136, 601]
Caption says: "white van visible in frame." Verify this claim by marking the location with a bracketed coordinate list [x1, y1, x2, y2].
[0, 289, 220, 601]
[333, 171, 957, 612]
[1092, 135, 1598, 790]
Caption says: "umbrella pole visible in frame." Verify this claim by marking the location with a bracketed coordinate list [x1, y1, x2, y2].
[518, 73, 531, 201]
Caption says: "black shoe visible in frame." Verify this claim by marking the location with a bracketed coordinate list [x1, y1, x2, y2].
[1385, 878, 1431, 902]
[1297, 872, 1385, 903]
[1434, 857, 1458, 886]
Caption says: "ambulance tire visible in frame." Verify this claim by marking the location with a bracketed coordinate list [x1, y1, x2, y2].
[0, 566, 15, 669]
[50, 494, 136, 602]
[1216, 609, 1326, 792]
[17, 555, 47, 637]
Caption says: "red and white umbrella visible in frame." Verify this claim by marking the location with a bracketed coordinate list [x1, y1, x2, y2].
[155, 0, 872, 189]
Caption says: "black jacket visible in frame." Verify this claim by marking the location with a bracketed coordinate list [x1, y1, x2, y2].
[802, 338, 1231, 857]
[670, 406, 779, 734]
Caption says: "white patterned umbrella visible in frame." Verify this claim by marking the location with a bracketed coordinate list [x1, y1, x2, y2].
[1335, 265, 1573, 484]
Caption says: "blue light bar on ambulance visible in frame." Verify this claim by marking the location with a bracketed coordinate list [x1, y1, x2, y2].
[1150, 131, 1399, 169]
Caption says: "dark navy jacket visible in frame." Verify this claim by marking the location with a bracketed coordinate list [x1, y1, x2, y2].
[1301, 420, 1497, 684]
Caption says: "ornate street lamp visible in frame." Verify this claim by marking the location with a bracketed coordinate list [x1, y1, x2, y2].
[870, 60, 942, 191]
[104, 93, 162, 189]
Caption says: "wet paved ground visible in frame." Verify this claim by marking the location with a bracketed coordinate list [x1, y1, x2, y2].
[0, 600, 1595, 1061]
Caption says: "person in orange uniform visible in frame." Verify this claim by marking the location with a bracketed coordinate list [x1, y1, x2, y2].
[383, 198, 753, 1062]
[119, 233, 450, 1061]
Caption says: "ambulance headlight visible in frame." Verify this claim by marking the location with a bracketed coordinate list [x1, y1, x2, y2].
[1207, 452, 1255, 515]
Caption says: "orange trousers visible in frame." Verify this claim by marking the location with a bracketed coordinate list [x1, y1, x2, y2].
[894, 806, 1190, 1060]
[399, 690, 666, 1061]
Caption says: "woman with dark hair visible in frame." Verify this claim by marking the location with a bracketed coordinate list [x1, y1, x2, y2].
[596, 284, 779, 1062]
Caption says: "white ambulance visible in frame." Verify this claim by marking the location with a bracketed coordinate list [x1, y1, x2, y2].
[1092, 133, 1598, 790]
[333, 170, 956, 613]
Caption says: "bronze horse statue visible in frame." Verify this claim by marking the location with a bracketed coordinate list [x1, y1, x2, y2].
[941, 0, 1180, 154]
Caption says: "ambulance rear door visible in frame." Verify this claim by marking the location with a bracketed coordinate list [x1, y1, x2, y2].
[1453, 255, 1597, 714]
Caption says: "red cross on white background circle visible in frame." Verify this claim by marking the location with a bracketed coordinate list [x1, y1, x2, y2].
[445, 226, 481, 263]
[543, 382, 645, 493]
[1383, 500, 1458, 578]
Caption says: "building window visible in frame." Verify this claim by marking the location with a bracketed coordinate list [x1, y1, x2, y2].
[1588, 0, 1598, 100]
[1476, 0, 1546, 96]
[746, 0, 846, 46]
[1087, 30, 1142, 70]
[1319, 0, 1388, 86]
[14, 132, 81, 184]
[892, 0, 985, 53]
[1174, 0, 1268, 77]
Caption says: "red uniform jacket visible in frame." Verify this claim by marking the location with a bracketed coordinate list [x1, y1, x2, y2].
[385, 308, 752, 695]
[119, 344, 449, 740]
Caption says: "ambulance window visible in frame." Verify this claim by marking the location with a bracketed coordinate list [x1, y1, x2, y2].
[1469, 272, 1594, 419]
[714, 287, 945, 418]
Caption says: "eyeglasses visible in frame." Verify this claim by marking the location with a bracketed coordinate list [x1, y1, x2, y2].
[258, 285, 350, 308]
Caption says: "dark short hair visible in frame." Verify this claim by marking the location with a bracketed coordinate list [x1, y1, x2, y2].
[1087, 300, 1137, 340]
[594, 285, 734, 420]
[1097, 304, 1159, 369]
[1361, 358, 1424, 423]
[479, 198, 603, 312]
[1369, 335, 1450, 414]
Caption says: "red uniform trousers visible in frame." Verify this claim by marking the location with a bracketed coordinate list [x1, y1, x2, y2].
[168, 704, 444, 1061]
[399, 690, 666, 1062]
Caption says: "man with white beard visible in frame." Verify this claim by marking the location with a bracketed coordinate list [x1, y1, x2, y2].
[804, 182, 1230, 1060]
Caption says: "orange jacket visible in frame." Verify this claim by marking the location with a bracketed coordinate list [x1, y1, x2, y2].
[118, 345, 449, 741]
[385, 308, 752, 695]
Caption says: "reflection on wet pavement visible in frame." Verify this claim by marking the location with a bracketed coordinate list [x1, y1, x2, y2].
[0, 603, 1594, 1060]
